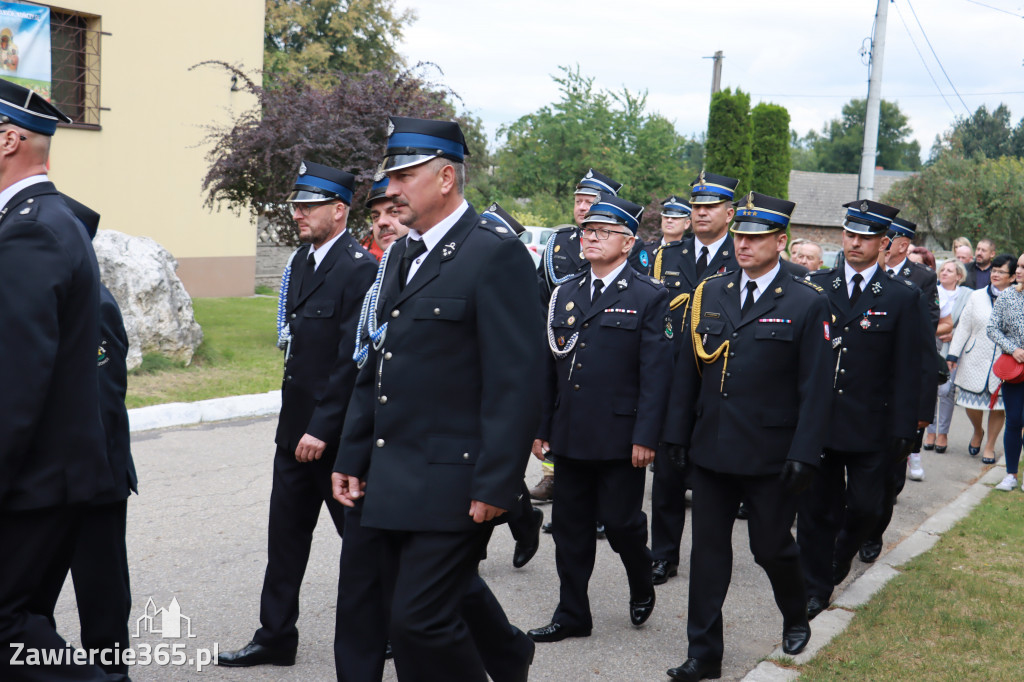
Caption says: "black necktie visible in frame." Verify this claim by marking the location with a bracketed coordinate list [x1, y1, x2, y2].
[696, 246, 709, 275]
[592, 278, 604, 305]
[741, 280, 758, 316]
[400, 239, 427, 288]
[850, 273, 864, 306]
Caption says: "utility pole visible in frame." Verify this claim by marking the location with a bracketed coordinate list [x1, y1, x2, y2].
[704, 51, 724, 97]
[858, 0, 889, 200]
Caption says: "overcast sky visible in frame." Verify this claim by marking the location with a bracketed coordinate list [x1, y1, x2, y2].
[398, 0, 1024, 162]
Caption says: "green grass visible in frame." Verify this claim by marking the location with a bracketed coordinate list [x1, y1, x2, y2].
[126, 297, 283, 408]
[798, 491, 1024, 681]
[254, 284, 275, 296]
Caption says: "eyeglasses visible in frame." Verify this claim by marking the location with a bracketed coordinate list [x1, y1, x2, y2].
[293, 201, 337, 216]
[580, 226, 631, 240]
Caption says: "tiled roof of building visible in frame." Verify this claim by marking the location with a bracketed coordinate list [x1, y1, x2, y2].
[788, 169, 915, 227]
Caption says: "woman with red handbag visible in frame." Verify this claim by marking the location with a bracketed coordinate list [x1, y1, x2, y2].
[985, 253, 1024, 491]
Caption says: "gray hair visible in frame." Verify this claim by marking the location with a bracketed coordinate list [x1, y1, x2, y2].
[427, 156, 465, 195]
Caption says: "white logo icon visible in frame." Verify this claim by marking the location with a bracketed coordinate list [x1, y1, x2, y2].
[134, 597, 196, 639]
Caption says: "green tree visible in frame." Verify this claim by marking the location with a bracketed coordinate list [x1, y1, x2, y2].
[930, 103, 1020, 161]
[790, 129, 819, 171]
[705, 88, 752, 195]
[492, 66, 698, 227]
[806, 98, 921, 173]
[264, 0, 415, 87]
[751, 103, 791, 198]
[883, 155, 1024, 254]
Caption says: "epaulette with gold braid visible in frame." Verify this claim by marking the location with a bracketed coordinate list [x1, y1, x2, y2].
[795, 276, 823, 292]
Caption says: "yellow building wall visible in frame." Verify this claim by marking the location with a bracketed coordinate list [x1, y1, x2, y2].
[46, 0, 265, 296]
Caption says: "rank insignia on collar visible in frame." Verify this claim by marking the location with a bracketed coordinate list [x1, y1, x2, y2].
[618, 278, 628, 289]
[903, 267, 911, 276]
[722, 250, 729, 256]
[871, 281, 883, 294]
[569, 232, 577, 240]
[566, 301, 575, 311]
[833, 277, 842, 289]
[442, 242, 457, 257]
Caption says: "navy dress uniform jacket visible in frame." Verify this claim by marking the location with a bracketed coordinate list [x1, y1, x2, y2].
[653, 234, 739, 347]
[537, 266, 673, 458]
[808, 267, 923, 451]
[0, 181, 109, 510]
[663, 268, 834, 474]
[890, 259, 940, 331]
[95, 285, 138, 503]
[335, 205, 544, 532]
[538, 225, 586, 299]
[276, 231, 377, 454]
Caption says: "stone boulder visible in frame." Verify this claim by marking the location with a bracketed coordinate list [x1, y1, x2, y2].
[93, 230, 204, 370]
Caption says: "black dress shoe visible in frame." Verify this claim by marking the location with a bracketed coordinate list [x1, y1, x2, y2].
[596, 523, 606, 539]
[652, 560, 678, 585]
[859, 539, 883, 564]
[832, 558, 852, 585]
[527, 622, 591, 643]
[384, 640, 393, 660]
[782, 622, 811, 655]
[666, 657, 722, 681]
[218, 641, 296, 667]
[542, 521, 553, 534]
[736, 501, 750, 520]
[629, 592, 655, 626]
[513, 507, 544, 568]
[806, 596, 829, 620]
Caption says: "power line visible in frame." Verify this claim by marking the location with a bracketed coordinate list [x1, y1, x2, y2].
[750, 91, 1024, 98]
[962, 0, 1024, 18]
[904, 0, 973, 115]
[892, 1, 957, 115]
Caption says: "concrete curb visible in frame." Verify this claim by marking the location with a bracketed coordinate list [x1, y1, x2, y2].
[744, 458, 1006, 681]
[127, 391, 280, 433]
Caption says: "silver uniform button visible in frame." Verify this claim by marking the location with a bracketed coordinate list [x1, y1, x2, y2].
[462, 452, 470, 460]
[379, 396, 388, 404]
[434, 308, 441, 315]
[384, 352, 393, 360]
[376, 439, 385, 447]
[391, 309, 400, 318]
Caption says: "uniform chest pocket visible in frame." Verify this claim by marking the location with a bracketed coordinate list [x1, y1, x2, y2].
[413, 297, 467, 321]
[754, 324, 794, 341]
[861, 316, 894, 333]
[303, 301, 335, 318]
[695, 319, 724, 336]
[600, 315, 639, 331]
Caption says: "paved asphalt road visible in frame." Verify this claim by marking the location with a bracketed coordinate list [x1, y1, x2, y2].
[51, 409, 997, 681]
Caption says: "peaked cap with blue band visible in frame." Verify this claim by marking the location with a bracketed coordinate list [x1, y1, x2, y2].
[574, 168, 622, 197]
[286, 160, 356, 205]
[365, 176, 389, 208]
[481, 202, 525, 236]
[0, 78, 72, 135]
[379, 116, 469, 175]
[660, 195, 691, 217]
[887, 216, 916, 240]
[730, 191, 795, 235]
[841, 199, 900, 236]
[582, 193, 644, 234]
[690, 170, 738, 204]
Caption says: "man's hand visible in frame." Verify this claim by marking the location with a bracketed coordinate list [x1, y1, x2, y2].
[1013, 348, 1024, 364]
[663, 444, 688, 471]
[295, 433, 326, 462]
[331, 472, 364, 507]
[469, 500, 506, 524]
[917, 420, 931, 429]
[947, 360, 957, 372]
[632, 444, 655, 468]
[531, 439, 551, 462]
[889, 437, 914, 463]
[779, 460, 816, 496]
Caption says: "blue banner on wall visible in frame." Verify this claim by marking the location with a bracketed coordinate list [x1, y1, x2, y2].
[0, 1, 50, 99]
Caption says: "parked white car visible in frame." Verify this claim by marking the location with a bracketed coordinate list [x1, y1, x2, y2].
[519, 226, 557, 262]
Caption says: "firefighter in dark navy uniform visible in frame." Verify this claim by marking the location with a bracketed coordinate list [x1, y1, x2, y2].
[661, 192, 832, 682]
[220, 160, 377, 668]
[635, 195, 691, 278]
[528, 194, 672, 643]
[0, 77, 113, 681]
[648, 172, 739, 588]
[332, 116, 542, 682]
[798, 200, 923, 622]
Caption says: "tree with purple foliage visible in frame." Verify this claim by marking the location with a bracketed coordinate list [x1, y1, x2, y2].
[198, 61, 482, 245]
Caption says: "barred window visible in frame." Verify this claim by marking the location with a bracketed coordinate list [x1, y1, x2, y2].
[50, 7, 102, 128]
